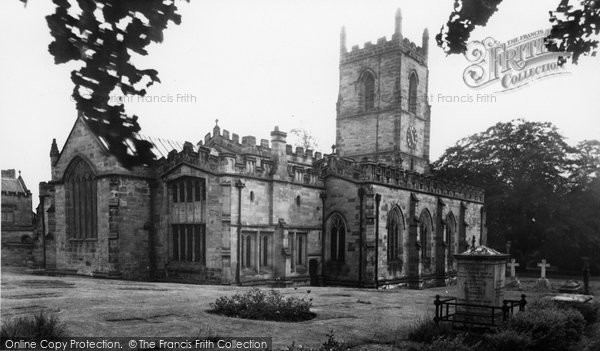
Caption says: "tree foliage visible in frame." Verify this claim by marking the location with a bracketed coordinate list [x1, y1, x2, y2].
[289, 128, 319, 151]
[432, 120, 600, 272]
[436, 0, 600, 65]
[43, 0, 188, 168]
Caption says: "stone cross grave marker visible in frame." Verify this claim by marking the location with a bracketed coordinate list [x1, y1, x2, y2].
[507, 258, 519, 278]
[537, 259, 550, 279]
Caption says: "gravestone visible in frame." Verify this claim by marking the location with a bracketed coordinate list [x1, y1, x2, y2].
[558, 280, 581, 294]
[506, 258, 521, 289]
[583, 257, 591, 295]
[454, 244, 509, 321]
[534, 259, 552, 291]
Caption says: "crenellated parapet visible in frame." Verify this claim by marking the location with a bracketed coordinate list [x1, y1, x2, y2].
[342, 35, 427, 65]
[316, 156, 484, 203]
[339, 8, 428, 66]
[156, 124, 325, 186]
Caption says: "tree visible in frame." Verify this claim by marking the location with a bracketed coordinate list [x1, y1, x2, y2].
[432, 119, 600, 272]
[436, 0, 600, 65]
[29, 0, 188, 168]
[289, 128, 319, 151]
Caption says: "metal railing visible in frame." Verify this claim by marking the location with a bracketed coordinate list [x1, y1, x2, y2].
[434, 294, 527, 327]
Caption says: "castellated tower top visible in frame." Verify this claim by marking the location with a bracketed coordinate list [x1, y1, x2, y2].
[335, 8, 432, 173]
[340, 9, 429, 65]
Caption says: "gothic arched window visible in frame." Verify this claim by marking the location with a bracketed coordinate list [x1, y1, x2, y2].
[64, 157, 97, 239]
[409, 72, 418, 114]
[362, 72, 375, 111]
[328, 213, 346, 262]
[387, 207, 404, 262]
[419, 209, 433, 259]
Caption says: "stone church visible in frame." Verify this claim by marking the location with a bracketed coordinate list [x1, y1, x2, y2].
[38, 10, 485, 288]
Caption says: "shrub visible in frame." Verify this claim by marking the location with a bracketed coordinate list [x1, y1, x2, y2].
[407, 317, 455, 344]
[285, 330, 345, 351]
[0, 312, 66, 340]
[319, 330, 345, 351]
[482, 329, 531, 351]
[579, 326, 600, 351]
[209, 288, 314, 322]
[507, 306, 585, 351]
[420, 334, 478, 351]
[555, 300, 600, 326]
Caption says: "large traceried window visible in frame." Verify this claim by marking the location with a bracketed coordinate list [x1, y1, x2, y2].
[362, 72, 375, 111]
[65, 157, 97, 240]
[387, 207, 404, 262]
[408, 72, 418, 114]
[328, 214, 346, 262]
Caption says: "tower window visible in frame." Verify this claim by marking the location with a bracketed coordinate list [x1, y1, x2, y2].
[362, 72, 375, 111]
[409, 73, 418, 114]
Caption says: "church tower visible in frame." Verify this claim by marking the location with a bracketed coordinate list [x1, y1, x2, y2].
[335, 9, 431, 173]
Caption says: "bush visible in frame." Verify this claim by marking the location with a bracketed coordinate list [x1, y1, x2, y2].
[482, 329, 531, 351]
[555, 300, 600, 326]
[578, 326, 600, 351]
[420, 334, 478, 351]
[0, 312, 66, 340]
[319, 330, 346, 351]
[209, 288, 314, 322]
[407, 317, 455, 344]
[507, 306, 585, 351]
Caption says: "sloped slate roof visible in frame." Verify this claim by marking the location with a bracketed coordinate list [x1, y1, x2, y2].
[1, 176, 28, 194]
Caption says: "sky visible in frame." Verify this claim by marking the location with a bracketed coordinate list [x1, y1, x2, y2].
[0, 0, 599, 206]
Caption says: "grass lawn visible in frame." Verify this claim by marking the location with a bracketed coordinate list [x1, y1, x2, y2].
[1, 267, 597, 350]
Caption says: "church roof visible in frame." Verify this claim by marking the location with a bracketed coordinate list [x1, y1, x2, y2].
[138, 135, 199, 159]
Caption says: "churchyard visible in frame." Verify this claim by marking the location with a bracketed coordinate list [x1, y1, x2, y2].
[1, 266, 598, 350]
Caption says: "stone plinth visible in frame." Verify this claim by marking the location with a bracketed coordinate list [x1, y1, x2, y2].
[454, 246, 509, 319]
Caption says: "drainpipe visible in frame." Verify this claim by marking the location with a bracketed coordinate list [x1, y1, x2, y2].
[320, 192, 327, 285]
[358, 187, 365, 287]
[235, 180, 245, 285]
[375, 194, 381, 289]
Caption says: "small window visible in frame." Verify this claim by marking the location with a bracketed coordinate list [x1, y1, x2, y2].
[186, 179, 193, 202]
[172, 225, 179, 260]
[296, 195, 301, 206]
[179, 181, 185, 202]
[194, 180, 201, 201]
[297, 236, 304, 265]
[1, 210, 15, 224]
[250, 191, 255, 202]
[245, 235, 252, 268]
[172, 183, 178, 203]
[262, 236, 269, 266]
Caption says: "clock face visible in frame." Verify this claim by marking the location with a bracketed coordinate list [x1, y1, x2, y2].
[407, 126, 418, 149]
